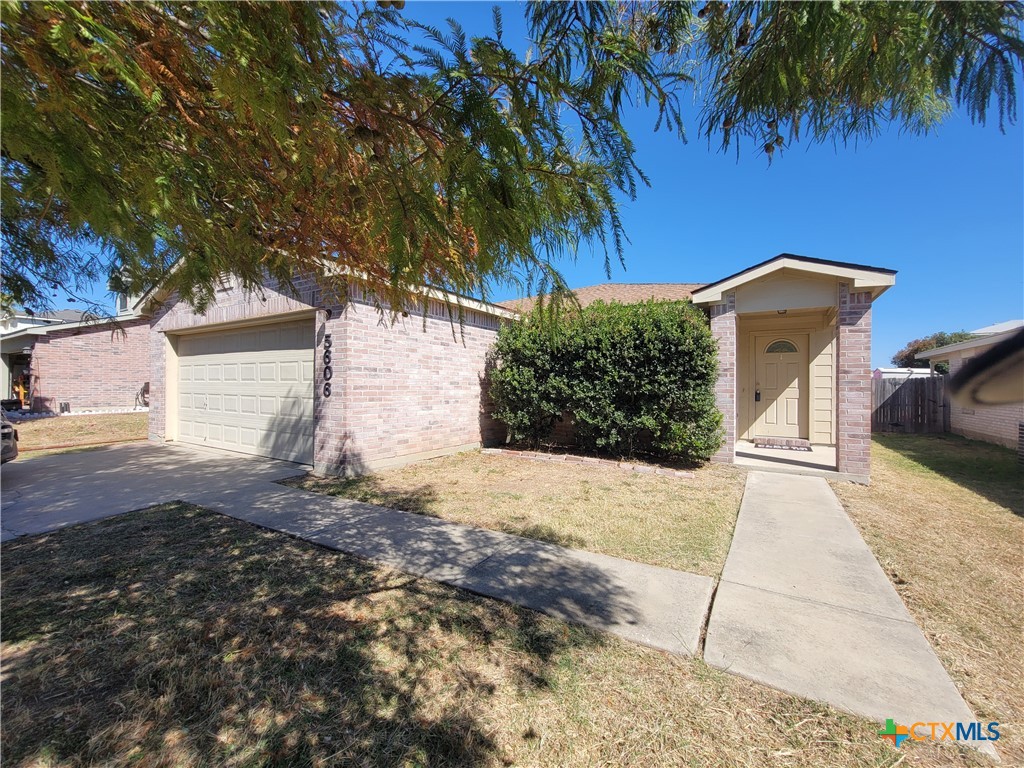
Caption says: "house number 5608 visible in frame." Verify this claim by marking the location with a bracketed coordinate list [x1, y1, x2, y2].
[322, 333, 333, 397]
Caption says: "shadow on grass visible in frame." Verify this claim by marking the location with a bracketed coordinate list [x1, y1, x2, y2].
[280, 473, 590, 551]
[1, 503, 609, 767]
[280, 473, 440, 515]
[874, 433, 1023, 517]
[498, 522, 586, 550]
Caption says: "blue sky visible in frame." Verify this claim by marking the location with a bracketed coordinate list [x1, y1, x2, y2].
[414, 1, 1023, 368]
[66, 1, 1023, 368]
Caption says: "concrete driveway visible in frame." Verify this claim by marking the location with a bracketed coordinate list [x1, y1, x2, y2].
[0, 442, 306, 540]
[0, 442, 716, 657]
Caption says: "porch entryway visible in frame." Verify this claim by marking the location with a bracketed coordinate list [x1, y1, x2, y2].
[734, 440, 838, 477]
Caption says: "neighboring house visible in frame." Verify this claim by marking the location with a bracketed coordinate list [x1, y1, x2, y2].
[0, 302, 150, 412]
[0, 308, 89, 335]
[915, 320, 1024, 448]
[872, 367, 937, 380]
[136, 252, 893, 481]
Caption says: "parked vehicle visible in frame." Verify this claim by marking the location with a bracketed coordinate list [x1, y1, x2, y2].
[1, 411, 19, 464]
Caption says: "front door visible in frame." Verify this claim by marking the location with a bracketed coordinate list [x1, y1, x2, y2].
[753, 334, 808, 439]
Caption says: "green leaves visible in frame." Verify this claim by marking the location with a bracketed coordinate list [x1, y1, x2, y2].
[891, 329, 975, 371]
[1, 1, 1020, 313]
[697, 2, 1023, 158]
[489, 300, 723, 462]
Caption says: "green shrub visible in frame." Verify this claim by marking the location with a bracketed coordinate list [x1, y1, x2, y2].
[488, 300, 723, 462]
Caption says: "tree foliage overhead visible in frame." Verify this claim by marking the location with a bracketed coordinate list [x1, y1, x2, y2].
[2, 1, 1022, 314]
[891, 330, 975, 372]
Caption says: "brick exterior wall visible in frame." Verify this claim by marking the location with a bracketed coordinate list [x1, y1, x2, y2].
[315, 288, 504, 475]
[946, 354, 1024, 449]
[28, 317, 151, 412]
[836, 283, 872, 479]
[148, 276, 504, 475]
[709, 292, 737, 462]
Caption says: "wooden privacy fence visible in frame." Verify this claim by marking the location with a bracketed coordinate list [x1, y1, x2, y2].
[871, 376, 950, 434]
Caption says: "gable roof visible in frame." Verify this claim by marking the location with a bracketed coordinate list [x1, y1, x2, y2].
[691, 253, 896, 304]
[499, 283, 705, 314]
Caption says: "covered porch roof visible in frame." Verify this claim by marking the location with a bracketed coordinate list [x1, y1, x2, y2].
[691, 253, 896, 306]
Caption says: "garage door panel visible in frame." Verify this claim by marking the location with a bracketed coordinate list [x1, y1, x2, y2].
[280, 361, 299, 382]
[259, 362, 276, 382]
[280, 396, 303, 417]
[176, 320, 314, 463]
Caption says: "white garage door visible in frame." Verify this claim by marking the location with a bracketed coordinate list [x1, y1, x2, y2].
[177, 320, 314, 463]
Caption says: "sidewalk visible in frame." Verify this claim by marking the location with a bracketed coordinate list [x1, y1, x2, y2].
[705, 471, 995, 758]
[0, 443, 715, 657]
[192, 482, 716, 656]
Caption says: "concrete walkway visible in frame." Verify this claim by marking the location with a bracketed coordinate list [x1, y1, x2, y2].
[705, 471, 994, 757]
[0, 443, 714, 656]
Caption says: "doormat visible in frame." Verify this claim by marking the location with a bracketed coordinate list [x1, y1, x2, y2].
[753, 438, 812, 452]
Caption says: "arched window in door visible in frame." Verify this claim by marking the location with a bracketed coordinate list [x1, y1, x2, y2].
[765, 339, 798, 354]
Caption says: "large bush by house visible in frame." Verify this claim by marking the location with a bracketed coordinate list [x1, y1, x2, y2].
[489, 300, 722, 462]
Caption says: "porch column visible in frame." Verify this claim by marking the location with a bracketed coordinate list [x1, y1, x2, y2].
[837, 282, 872, 480]
[710, 292, 737, 463]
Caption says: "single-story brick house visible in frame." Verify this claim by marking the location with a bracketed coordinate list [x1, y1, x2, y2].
[138, 252, 894, 482]
[0, 305, 151, 413]
[915, 320, 1024, 449]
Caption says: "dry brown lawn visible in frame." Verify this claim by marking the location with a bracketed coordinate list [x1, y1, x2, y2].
[1, 502, 978, 768]
[833, 434, 1024, 766]
[287, 451, 747, 576]
[12, 413, 148, 455]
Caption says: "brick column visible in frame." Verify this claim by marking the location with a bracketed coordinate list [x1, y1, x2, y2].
[837, 283, 872, 480]
[710, 292, 737, 463]
[313, 300, 349, 476]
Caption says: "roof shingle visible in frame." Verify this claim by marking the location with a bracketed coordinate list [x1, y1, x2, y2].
[499, 283, 705, 314]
